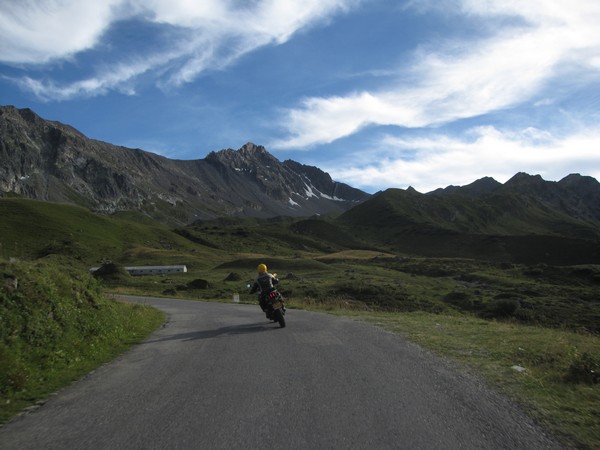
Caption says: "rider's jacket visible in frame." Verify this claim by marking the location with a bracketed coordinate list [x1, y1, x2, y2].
[250, 272, 279, 296]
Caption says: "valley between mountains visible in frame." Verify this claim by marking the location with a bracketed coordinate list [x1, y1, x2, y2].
[1, 105, 600, 448]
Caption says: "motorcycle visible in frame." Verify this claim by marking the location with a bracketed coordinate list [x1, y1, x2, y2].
[248, 280, 286, 328]
[262, 289, 286, 328]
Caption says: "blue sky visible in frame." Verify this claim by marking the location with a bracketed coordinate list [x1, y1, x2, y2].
[1, 0, 600, 193]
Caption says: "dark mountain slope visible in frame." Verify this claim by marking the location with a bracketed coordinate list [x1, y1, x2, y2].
[338, 175, 600, 264]
[0, 106, 369, 225]
[429, 176, 502, 198]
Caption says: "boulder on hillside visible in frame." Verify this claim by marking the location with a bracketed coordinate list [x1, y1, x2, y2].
[224, 272, 242, 282]
[92, 263, 130, 281]
[3, 274, 18, 291]
[187, 278, 210, 289]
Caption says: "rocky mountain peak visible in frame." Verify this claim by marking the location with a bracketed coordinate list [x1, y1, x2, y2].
[559, 173, 600, 195]
[466, 176, 502, 193]
[0, 105, 37, 125]
[501, 172, 558, 203]
[204, 142, 369, 205]
[505, 172, 545, 186]
[1, 105, 83, 139]
[205, 142, 278, 169]
[239, 142, 268, 156]
[1, 106, 370, 224]
[429, 176, 501, 197]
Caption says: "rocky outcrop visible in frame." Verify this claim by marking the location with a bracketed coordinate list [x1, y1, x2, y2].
[0, 106, 370, 224]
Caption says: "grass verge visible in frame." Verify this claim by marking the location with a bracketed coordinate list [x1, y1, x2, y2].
[0, 259, 165, 423]
[337, 310, 600, 449]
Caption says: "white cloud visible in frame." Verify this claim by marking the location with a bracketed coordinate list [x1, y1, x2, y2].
[0, 0, 122, 64]
[274, 0, 600, 149]
[10, 51, 181, 100]
[0, 0, 359, 100]
[327, 126, 600, 193]
[160, 0, 360, 86]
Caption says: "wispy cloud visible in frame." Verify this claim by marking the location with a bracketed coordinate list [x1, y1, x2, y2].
[12, 58, 159, 100]
[273, 0, 600, 149]
[327, 125, 600, 193]
[0, 0, 360, 100]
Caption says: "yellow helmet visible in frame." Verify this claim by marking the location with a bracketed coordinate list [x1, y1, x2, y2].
[257, 263, 267, 273]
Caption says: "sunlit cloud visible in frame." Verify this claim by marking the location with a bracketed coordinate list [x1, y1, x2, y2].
[273, 0, 600, 149]
[12, 58, 160, 100]
[0, 1, 122, 64]
[0, 0, 360, 100]
[327, 126, 600, 193]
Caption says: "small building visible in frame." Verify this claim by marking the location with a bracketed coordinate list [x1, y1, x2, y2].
[89, 265, 188, 276]
[125, 265, 188, 276]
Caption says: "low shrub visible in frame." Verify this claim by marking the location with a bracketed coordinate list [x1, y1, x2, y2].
[443, 291, 474, 310]
[481, 298, 521, 319]
[564, 352, 600, 384]
[187, 278, 210, 289]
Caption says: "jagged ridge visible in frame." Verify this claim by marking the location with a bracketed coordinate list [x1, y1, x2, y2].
[0, 106, 369, 224]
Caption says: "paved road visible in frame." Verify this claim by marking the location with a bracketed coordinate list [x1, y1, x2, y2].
[1, 296, 562, 449]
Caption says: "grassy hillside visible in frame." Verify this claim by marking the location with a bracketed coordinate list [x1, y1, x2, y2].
[177, 215, 371, 255]
[3, 197, 594, 332]
[340, 187, 600, 239]
[2, 197, 599, 446]
[3, 198, 599, 332]
[336, 189, 600, 264]
[0, 198, 222, 269]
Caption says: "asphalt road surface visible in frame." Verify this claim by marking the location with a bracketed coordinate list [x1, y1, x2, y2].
[1, 296, 563, 449]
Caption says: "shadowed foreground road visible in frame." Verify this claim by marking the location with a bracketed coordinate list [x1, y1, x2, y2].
[0, 296, 562, 449]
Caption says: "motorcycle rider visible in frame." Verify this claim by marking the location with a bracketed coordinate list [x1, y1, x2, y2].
[250, 263, 280, 316]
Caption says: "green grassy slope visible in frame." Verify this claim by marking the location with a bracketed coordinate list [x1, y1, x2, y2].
[2, 197, 599, 447]
[3, 197, 599, 333]
[336, 189, 600, 264]
[0, 259, 164, 423]
[0, 198, 221, 268]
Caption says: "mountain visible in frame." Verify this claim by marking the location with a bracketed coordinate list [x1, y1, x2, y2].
[338, 174, 600, 264]
[429, 176, 502, 197]
[0, 106, 369, 225]
[4, 105, 600, 265]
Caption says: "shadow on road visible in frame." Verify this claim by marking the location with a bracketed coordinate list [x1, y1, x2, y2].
[144, 322, 282, 343]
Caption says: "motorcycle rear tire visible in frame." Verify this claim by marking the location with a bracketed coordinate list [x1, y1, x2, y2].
[274, 308, 286, 328]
